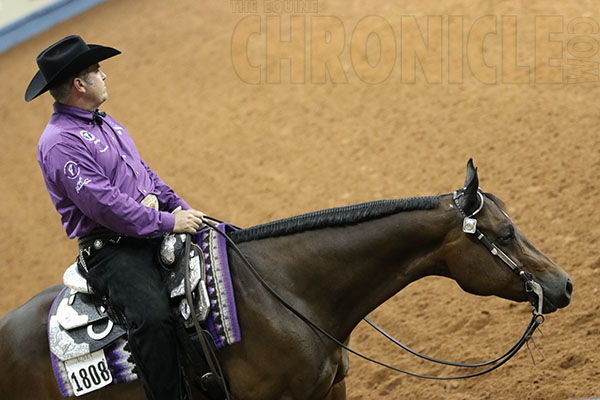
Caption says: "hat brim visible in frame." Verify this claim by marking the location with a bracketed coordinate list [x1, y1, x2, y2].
[25, 44, 121, 102]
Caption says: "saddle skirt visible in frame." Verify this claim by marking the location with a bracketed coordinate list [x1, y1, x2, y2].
[48, 223, 241, 397]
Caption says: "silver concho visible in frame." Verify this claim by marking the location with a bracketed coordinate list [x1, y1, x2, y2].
[179, 299, 191, 320]
[462, 217, 477, 234]
[160, 234, 178, 265]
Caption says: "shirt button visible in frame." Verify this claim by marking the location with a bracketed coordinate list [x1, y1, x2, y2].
[121, 155, 127, 159]
[135, 170, 139, 176]
[142, 190, 147, 194]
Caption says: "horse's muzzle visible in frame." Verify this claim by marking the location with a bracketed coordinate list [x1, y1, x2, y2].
[540, 276, 573, 313]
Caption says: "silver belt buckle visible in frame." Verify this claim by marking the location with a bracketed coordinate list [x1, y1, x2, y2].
[141, 194, 159, 210]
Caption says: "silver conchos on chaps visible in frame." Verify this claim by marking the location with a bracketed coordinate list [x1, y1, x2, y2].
[47, 224, 241, 397]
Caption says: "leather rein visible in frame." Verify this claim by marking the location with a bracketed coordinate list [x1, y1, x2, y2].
[197, 189, 545, 382]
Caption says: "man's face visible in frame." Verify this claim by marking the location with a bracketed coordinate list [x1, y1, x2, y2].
[80, 63, 107, 107]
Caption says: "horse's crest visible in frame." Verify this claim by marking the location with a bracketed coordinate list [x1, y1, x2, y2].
[48, 223, 242, 397]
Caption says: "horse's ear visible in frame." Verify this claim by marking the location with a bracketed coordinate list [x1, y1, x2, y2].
[464, 158, 477, 188]
[461, 159, 480, 215]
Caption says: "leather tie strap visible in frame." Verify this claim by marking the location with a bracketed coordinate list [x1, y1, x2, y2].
[92, 109, 105, 126]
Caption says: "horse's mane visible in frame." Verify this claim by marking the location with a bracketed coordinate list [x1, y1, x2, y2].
[483, 192, 507, 213]
[229, 196, 441, 243]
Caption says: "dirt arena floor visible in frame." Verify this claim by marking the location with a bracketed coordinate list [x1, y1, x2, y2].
[1, 0, 599, 399]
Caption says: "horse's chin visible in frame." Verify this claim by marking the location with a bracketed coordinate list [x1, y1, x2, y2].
[527, 293, 559, 314]
[532, 276, 573, 314]
[541, 298, 559, 314]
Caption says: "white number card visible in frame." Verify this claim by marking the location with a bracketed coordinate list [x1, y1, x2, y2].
[64, 350, 113, 396]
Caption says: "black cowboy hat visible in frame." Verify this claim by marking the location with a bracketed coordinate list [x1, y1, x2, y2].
[25, 35, 121, 102]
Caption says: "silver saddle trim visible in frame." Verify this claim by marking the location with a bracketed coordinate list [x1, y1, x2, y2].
[56, 290, 90, 330]
[49, 288, 126, 362]
[160, 233, 212, 324]
[169, 249, 202, 298]
[63, 262, 94, 294]
[49, 313, 91, 361]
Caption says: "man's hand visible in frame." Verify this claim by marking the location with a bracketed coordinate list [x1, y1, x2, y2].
[173, 209, 207, 234]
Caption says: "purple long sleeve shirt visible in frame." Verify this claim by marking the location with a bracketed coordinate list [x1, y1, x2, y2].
[38, 102, 190, 238]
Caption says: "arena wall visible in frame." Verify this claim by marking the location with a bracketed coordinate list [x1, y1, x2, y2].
[0, 0, 105, 54]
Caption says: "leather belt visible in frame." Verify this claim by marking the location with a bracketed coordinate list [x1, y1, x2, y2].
[77, 228, 122, 273]
[77, 228, 122, 253]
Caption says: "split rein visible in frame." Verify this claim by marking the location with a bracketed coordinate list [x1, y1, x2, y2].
[195, 194, 545, 382]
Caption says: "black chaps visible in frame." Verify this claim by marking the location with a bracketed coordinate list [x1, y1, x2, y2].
[79, 235, 183, 400]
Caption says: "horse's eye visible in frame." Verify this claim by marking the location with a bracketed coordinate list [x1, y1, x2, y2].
[498, 226, 515, 244]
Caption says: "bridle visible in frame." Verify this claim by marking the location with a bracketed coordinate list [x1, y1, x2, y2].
[452, 188, 545, 316]
[192, 191, 546, 385]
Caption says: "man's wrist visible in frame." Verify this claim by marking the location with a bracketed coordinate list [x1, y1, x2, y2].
[158, 211, 176, 232]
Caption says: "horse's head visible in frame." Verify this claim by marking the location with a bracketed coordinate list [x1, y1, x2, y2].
[443, 160, 572, 314]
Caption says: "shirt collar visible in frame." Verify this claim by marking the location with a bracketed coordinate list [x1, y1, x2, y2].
[53, 102, 105, 126]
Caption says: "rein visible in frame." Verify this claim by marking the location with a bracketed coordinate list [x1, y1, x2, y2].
[364, 314, 543, 372]
[200, 189, 546, 381]
[183, 233, 233, 400]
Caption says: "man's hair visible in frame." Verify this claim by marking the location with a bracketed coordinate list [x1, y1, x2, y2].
[49, 69, 93, 102]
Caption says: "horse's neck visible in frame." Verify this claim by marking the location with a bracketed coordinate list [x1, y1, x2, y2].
[247, 199, 456, 340]
[316, 206, 453, 337]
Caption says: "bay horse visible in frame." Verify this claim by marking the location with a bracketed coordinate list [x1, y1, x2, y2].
[0, 160, 572, 399]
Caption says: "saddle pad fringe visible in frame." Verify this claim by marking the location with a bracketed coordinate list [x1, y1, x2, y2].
[198, 223, 242, 349]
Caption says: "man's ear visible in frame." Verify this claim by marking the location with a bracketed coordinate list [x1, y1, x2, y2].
[461, 159, 480, 215]
[73, 76, 86, 94]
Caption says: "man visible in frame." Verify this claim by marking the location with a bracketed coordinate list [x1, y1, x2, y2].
[26, 35, 204, 399]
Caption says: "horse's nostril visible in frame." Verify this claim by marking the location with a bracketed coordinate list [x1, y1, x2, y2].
[566, 278, 574, 296]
